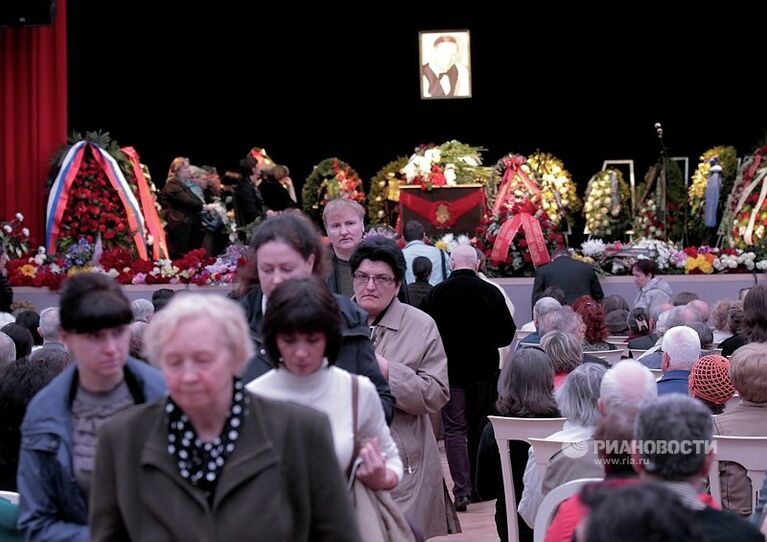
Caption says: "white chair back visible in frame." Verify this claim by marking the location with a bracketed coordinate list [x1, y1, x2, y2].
[533, 478, 603, 542]
[708, 435, 767, 514]
[589, 349, 623, 365]
[607, 341, 629, 356]
[488, 416, 566, 542]
[649, 368, 663, 380]
[629, 348, 648, 359]
[528, 438, 580, 479]
[0, 490, 19, 505]
[530, 438, 587, 481]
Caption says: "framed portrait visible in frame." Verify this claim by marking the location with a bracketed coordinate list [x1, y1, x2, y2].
[419, 30, 472, 99]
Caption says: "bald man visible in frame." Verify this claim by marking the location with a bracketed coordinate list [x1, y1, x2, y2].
[421, 244, 516, 510]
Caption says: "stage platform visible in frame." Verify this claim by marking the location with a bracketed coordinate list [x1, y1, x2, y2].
[11, 273, 762, 326]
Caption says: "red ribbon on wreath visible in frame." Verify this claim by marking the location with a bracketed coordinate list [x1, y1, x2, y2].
[121, 146, 169, 260]
[490, 212, 551, 267]
[399, 189, 485, 229]
[492, 156, 541, 216]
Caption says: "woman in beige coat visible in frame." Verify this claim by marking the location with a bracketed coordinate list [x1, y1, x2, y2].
[350, 237, 460, 538]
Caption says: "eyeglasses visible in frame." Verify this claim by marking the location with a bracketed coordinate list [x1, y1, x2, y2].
[352, 272, 396, 286]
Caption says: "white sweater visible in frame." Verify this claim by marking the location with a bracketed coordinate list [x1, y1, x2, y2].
[247, 365, 403, 482]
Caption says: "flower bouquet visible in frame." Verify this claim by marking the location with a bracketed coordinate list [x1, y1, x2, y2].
[1, 212, 31, 260]
[46, 132, 166, 260]
[722, 145, 767, 251]
[367, 157, 408, 226]
[583, 169, 631, 238]
[475, 202, 563, 276]
[302, 158, 366, 224]
[400, 140, 490, 190]
[434, 233, 471, 254]
[526, 151, 582, 227]
[687, 145, 738, 245]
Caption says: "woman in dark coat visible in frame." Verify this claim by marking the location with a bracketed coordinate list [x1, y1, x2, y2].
[90, 293, 359, 541]
[234, 211, 395, 424]
[158, 157, 204, 258]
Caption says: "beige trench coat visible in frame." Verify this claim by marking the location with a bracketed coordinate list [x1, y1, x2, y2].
[373, 298, 460, 538]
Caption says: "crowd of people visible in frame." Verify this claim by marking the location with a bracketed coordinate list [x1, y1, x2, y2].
[1, 207, 767, 541]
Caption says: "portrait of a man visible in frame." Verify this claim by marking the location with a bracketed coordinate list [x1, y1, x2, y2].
[420, 30, 472, 99]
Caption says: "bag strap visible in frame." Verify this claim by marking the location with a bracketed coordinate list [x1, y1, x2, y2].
[346, 375, 361, 479]
[440, 249, 448, 281]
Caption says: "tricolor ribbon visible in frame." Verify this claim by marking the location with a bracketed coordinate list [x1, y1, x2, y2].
[46, 142, 148, 259]
[492, 155, 541, 216]
[46, 141, 88, 252]
[490, 212, 551, 267]
[121, 146, 168, 260]
[399, 189, 485, 229]
[90, 145, 148, 260]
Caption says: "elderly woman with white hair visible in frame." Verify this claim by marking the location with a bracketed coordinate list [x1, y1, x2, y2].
[517, 362, 607, 527]
[89, 293, 360, 541]
[130, 298, 154, 323]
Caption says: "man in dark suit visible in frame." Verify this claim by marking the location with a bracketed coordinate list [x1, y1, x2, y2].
[532, 248, 604, 307]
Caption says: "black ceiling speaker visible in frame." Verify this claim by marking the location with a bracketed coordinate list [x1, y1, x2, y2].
[0, 0, 56, 27]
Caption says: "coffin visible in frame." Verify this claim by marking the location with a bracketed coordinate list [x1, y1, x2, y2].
[398, 184, 486, 237]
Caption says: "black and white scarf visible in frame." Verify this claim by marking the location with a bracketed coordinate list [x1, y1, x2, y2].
[165, 378, 248, 498]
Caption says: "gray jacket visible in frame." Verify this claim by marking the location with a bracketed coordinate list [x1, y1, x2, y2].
[17, 358, 165, 541]
[634, 276, 673, 313]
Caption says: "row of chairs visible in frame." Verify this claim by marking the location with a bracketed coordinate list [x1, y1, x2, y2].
[489, 415, 767, 542]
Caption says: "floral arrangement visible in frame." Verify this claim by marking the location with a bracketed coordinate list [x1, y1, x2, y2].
[633, 158, 685, 240]
[1, 212, 31, 260]
[475, 205, 563, 276]
[400, 140, 490, 190]
[723, 145, 767, 251]
[574, 238, 766, 276]
[434, 233, 471, 254]
[583, 169, 631, 238]
[3, 238, 243, 288]
[490, 153, 540, 210]
[302, 158, 366, 224]
[473, 153, 564, 276]
[51, 132, 147, 255]
[367, 157, 408, 226]
[526, 151, 581, 226]
[362, 225, 399, 243]
[687, 146, 738, 244]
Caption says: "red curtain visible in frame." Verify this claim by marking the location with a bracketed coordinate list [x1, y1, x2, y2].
[0, 0, 67, 245]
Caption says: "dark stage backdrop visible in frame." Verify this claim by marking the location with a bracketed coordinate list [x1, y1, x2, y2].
[67, 3, 764, 240]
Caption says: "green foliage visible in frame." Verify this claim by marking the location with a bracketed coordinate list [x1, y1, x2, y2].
[301, 158, 365, 225]
[367, 157, 408, 226]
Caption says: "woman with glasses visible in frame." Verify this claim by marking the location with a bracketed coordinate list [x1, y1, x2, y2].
[350, 237, 458, 538]
[234, 211, 394, 424]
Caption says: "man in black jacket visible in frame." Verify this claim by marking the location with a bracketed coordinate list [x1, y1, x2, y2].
[421, 245, 516, 510]
[532, 248, 604, 307]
